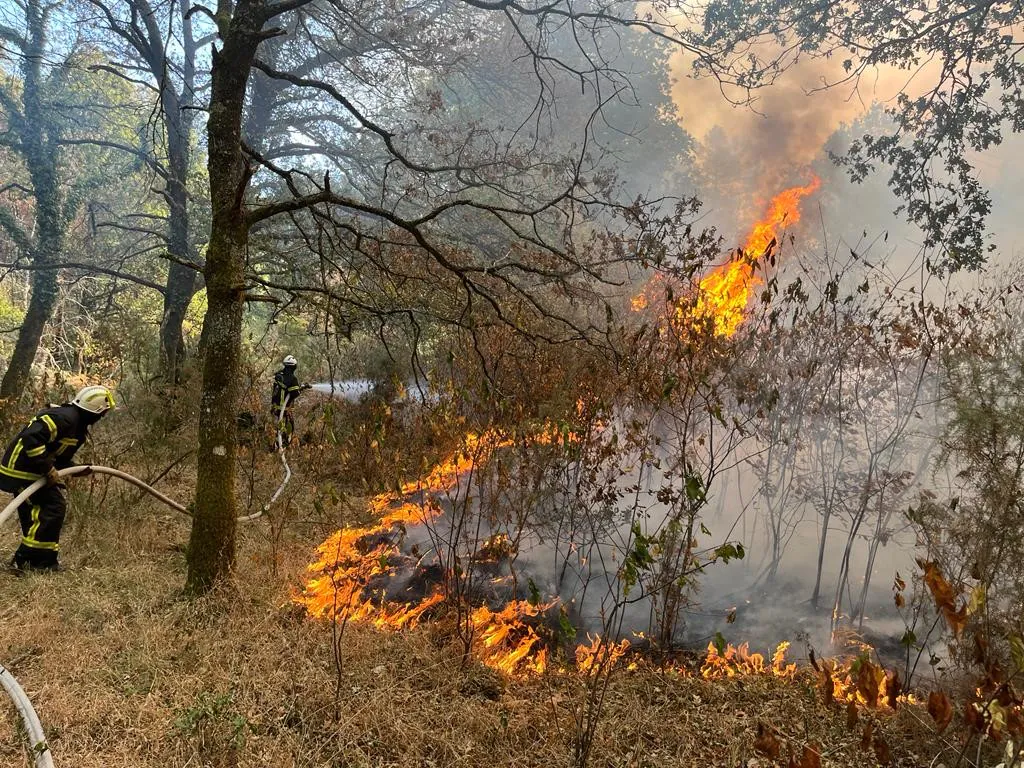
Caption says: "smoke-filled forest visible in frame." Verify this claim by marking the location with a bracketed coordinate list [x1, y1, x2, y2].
[1, 0, 1024, 766]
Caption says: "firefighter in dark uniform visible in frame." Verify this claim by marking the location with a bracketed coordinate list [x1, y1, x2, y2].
[270, 355, 310, 449]
[0, 385, 114, 572]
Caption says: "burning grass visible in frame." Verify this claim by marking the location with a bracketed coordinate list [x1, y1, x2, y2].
[0, 451, 958, 767]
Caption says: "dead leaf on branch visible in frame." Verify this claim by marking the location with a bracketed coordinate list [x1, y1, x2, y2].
[856, 657, 884, 708]
[873, 733, 892, 765]
[927, 690, 953, 733]
[754, 722, 781, 760]
[860, 722, 874, 752]
[820, 665, 835, 708]
[787, 743, 821, 768]
[893, 573, 906, 608]
[846, 700, 859, 730]
[918, 559, 968, 636]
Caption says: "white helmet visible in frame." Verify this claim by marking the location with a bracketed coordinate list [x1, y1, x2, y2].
[283, 355, 298, 367]
[72, 385, 115, 415]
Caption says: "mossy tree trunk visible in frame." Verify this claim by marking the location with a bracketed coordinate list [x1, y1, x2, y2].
[185, 0, 266, 593]
[0, 0, 67, 402]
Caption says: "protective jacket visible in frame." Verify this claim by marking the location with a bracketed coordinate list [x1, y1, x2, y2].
[0, 404, 98, 570]
[271, 367, 303, 412]
[0, 405, 90, 486]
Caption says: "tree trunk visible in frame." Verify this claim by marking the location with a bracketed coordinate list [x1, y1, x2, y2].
[0, 265, 58, 398]
[159, 256, 197, 382]
[156, 3, 199, 385]
[185, 4, 262, 594]
[0, 0, 65, 403]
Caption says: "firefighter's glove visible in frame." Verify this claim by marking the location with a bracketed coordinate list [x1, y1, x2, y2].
[45, 467, 61, 487]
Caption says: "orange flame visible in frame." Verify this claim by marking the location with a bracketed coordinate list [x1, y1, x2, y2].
[471, 600, 554, 675]
[299, 430, 513, 629]
[701, 640, 797, 679]
[694, 177, 820, 337]
[298, 427, 581, 677]
[630, 178, 821, 337]
[575, 635, 632, 674]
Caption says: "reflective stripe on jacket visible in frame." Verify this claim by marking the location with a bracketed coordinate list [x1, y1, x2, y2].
[271, 368, 302, 411]
[0, 405, 88, 481]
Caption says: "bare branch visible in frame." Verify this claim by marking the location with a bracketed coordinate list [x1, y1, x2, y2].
[0, 260, 166, 293]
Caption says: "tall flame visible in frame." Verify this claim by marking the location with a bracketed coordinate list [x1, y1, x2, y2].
[694, 176, 821, 337]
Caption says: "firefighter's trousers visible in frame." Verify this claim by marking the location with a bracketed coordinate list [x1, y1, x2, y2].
[11, 484, 66, 569]
[271, 407, 294, 448]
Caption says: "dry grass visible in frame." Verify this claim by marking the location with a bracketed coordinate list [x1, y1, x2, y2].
[0, 454, 949, 768]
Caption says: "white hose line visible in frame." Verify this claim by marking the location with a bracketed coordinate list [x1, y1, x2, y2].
[0, 464, 275, 527]
[236, 406, 293, 523]
[0, 662, 54, 768]
[0, 465, 186, 529]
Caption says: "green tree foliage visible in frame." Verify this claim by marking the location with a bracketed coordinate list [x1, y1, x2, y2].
[693, 0, 1024, 271]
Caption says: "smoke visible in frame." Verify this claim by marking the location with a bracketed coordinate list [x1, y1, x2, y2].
[669, 50, 928, 187]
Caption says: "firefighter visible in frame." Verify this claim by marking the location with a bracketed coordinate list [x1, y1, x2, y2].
[270, 355, 310, 448]
[0, 385, 115, 572]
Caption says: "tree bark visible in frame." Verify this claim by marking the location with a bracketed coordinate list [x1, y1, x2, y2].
[159, 122, 197, 384]
[156, 0, 200, 383]
[1, 264, 58, 398]
[159, 260, 197, 382]
[0, 0, 66, 402]
[185, 1, 262, 594]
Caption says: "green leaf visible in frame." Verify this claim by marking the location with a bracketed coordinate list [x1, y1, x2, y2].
[684, 473, 706, 503]
[1010, 635, 1024, 673]
[713, 542, 745, 563]
[527, 578, 541, 607]
[712, 632, 726, 655]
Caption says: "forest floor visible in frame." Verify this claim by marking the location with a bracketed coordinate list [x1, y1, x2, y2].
[0, 455, 953, 768]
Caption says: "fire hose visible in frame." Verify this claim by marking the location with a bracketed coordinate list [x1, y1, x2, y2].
[0, 459, 293, 529]
[0, 460, 288, 764]
[0, 418, 297, 761]
[0, 662, 53, 768]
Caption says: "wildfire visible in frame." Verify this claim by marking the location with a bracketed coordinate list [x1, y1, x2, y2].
[299, 420, 916, 699]
[633, 177, 821, 337]
[298, 427, 577, 676]
[694, 177, 820, 337]
[575, 635, 632, 674]
[701, 640, 798, 679]
[300, 430, 513, 629]
[471, 600, 553, 675]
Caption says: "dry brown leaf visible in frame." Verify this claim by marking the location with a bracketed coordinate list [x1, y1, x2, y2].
[856, 658, 882, 708]
[928, 690, 953, 733]
[973, 631, 989, 666]
[798, 743, 821, 768]
[965, 700, 984, 733]
[860, 722, 874, 752]
[885, 669, 902, 710]
[873, 734, 892, 766]
[846, 700, 859, 730]
[919, 559, 968, 636]
[820, 668, 834, 708]
[1007, 705, 1024, 739]
[754, 722, 781, 760]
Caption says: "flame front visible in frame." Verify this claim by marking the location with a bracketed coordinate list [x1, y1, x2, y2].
[298, 428, 573, 677]
[701, 640, 797, 679]
[662, 177, 821, 337]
